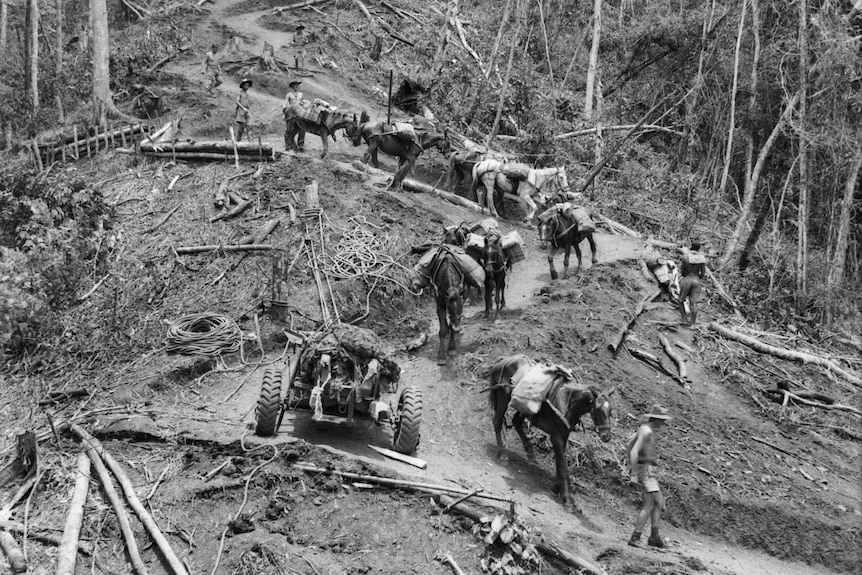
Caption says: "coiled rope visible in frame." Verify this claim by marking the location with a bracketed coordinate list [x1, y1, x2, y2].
[165, 312, 242, 356]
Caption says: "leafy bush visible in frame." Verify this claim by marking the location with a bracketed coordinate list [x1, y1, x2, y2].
[0, 168, 113, 361]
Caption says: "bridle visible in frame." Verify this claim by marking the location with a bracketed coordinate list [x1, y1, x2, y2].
[590, 392, 612, 435]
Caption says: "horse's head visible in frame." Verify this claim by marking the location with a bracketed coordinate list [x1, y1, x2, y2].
[442, 223, 468, 247]
[345, 114, 363, 146]
[556, 166, 570, 192]
[589, 386, 615, 442]
[446, 285, 463, 332]
[481, 233, 506, 273]
[537, 214, 556, 250]
[436, 129, 452, 156]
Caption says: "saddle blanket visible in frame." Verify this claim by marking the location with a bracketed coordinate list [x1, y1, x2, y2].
[412, 245, 485, 290]
[508, 363, 574, 416]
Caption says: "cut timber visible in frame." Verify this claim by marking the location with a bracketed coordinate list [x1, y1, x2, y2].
[141, 121, 172, 145]
[554, 124, 684, 140]
[144, 152, 271, 162]
[140, 140, 274, 155]
[214, 169, 256, 208]
[174, 244, 276, 255]
[0, 532, 26, 573]
[295, 463, 512, 503]
[367, 444, 428, 469]
[595, 214, 640, 238]
[434, 495, 607, 575]
[273, 0, 331, 13]
[709, 322, 862, 388]
[210, 197, 253, 223]
[55, 453, 91, 575]
[607, 288, 661, 353]
[71, 425, 189, 575]
[237, 218, 280, 245]
[144, 204, 181, 234]
[402, 177, 485, 213]
[659, 333, 688, 380]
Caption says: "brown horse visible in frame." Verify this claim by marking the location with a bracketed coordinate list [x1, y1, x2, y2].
[284, 109, 356, 159]
[447, 149, 484, 197]
[487, 354, 614, 509]
[480, 234, 508, 321]
[537, 208, 582, 280]
[346, 112, 451, 190]
[431, 249, 464, 364]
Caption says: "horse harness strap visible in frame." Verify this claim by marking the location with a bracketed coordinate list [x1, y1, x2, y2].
[542, 377, 571, 432]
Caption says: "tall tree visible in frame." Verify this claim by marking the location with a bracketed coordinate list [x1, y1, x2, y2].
[0, 0, 8, 61]
[718, 0, 748, 200]
[796, 0, 809, 300]
[488, 0, 525, 143]
[583, 0, 601, 118]
[91, 0, 112, 125]
[56, 0, 65, 123]
[24, 0, 40, 110]
[826, 146, 862, 311]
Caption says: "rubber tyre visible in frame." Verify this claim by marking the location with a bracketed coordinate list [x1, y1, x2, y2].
[392, 387, 422, 454]
[255, 367, 283, 436]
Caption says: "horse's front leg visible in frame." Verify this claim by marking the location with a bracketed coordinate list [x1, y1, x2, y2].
[561, 245, 571, 279]
[548, 247, 559, 281]
[492, 391, 509, 460]
[585, 232, 598, 264]
[475, 178, 487, 215]
[523, 193, 538, 223]
[484, 277, 493, 320]
[572, 240, 583, 275]
[319, 129, 328, 159]
[486, 180, 499, 218]
[494, 275, 503, 320]
[436, 302, 448, 364]
[551, 431, 574, 509]
[512, 413, 536, 461]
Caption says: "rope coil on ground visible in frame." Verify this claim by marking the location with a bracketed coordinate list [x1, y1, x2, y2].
[165, 312, 242, 356]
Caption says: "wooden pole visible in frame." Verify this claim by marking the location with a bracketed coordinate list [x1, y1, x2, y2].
[72, 125, 79, 160]
[55, 453, 91, 575]
[71, 425, 189, 575]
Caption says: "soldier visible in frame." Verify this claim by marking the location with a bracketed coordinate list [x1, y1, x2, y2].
[234, 78, 252, 141]
[627, 404, 672, 548]
[283, 80, 306, 151]
[201, 44, 223, 95]
[678, 238, 706, 325]
[292, 24, 308, 70]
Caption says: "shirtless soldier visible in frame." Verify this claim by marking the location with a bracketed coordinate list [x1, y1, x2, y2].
[627, 404, 672, 548]
[202, 44, 223, 95]
[678, 238, 706, 326]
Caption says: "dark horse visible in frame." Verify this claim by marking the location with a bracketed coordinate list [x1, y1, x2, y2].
[284, 108, 356, 159]
[346, 112, 451, 190]
[447, 149, 484, 197]
[431, 249, 464, 364]
[538, 208, 582, 280]
[487, 354, 614, 509]
[480, 234, 509, 320]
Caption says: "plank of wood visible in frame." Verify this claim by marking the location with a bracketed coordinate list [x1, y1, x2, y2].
[367, 444, 427, 469]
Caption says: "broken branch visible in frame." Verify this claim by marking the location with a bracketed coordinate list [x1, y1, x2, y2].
[659, 334, 688, 380]
[145, 204, 181, 234]
[174, 244, 275, 255]
[708, 323, 862, 388]
[55, 453, 91, 575]
[607, 288, 661, 353]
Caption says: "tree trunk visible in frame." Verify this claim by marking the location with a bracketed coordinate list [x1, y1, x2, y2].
[488, 0, 524, 144]
[717, 0, 747, 199]
[796, 0, 809, 302]
[0, 0, 8, 61]
[719, 92, 800, 269]
[583, 0, 601, 119]
[681, 0, 716, 167]
[826, 146, 862, 307]
[55, 0, 64, 123]
[91, 0, 112, 126]
[484, 0, 512, 80]
[25, 0, 39, 110]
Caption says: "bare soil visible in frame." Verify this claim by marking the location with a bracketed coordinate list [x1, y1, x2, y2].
[1, 2, 859, 575]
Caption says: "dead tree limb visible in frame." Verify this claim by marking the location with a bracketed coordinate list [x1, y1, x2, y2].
[174, 244, 276, 255]
[659, 334, 688, 380]
[214, 169, 256, 208]
[761, 388, 862, 417]
[595, 214, 640, 238]
[434, 495, 608, 575]
[238, 219, 280, 245]
[144, 204, 181, 234]
[402, 178, 485, 213]
[607, 288, 661, 353]
[273, 0, 331, 13]
[708, 322, 862, 388]
[71, 425, 189, 575]
[554, 124, 684, 140]
[55, 453, 91, 575]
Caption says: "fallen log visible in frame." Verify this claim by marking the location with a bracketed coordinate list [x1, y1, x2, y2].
[595, 214, 641, 238]
[294, 463, 512, 503]
[214, 169, 256, 208]
[554, 124, 684, 140]
[143, 151, 272, 162]
[55, 453, 91, 575]
[77, 437, 148, 575]
[659, 333, 687, 380]
[71, 425, 189, 575]
[401, 177, 485, 213]
[434, 495, 607, 575]
[761, 388, 862, 417]
[141, 121, 172, 145]
[440, 553, 467, 575]
[0, 520, 92, 555]
[210, 197, 253, 223]
[174, 244, 276, 255]
[238, 218, 280, 245]
[140, 140, 275, 155]
[37, 124, 148, 151]
[708, 322, 862, 388]
[704, 267, 744, 319]
[607, 288, 661, 353]
[273, 0, 331, 12]
[628, 347, 689, 390]
[38, 389, 89, 405]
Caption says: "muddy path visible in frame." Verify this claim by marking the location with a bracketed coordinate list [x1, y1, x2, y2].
[118, 3, 857, 575]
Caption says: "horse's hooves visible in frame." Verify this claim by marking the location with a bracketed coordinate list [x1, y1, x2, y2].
[436, 357, 447, 365]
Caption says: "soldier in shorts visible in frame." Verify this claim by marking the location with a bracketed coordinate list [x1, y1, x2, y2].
[627, 404, 672, 548]
[678, 238, 706, 325]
